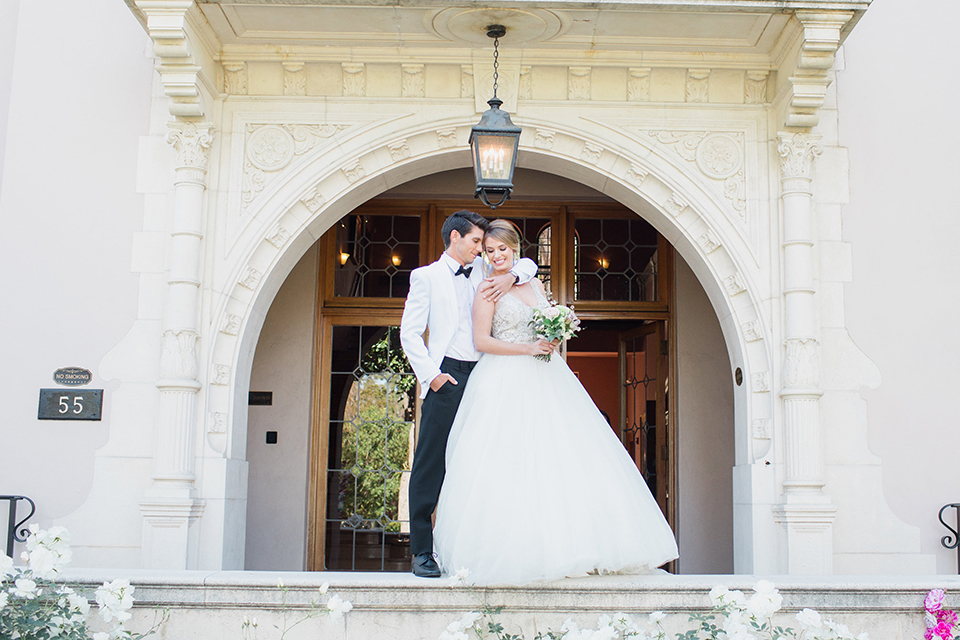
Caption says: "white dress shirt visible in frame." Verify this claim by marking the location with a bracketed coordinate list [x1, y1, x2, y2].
[440, 252, 480, 362]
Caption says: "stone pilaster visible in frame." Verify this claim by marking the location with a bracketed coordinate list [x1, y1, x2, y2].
[140, 121, 212, 569]
[772, 132, 836, 574]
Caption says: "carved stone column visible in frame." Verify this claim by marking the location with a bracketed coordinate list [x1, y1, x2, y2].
[140, 121, 212, 569]
[772, 132, 836, 574]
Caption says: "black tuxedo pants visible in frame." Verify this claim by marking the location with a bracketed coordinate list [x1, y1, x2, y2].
[408, 356, 476, 557]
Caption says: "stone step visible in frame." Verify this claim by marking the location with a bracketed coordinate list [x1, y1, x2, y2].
[64, 570, 960, 640]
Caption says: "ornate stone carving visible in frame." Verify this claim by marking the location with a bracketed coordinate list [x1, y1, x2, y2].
[388, 140, 411, 162]
[343, 160, 365, 183]
[648, 131, 706, 162]
[784, 11, 853, 128]
[240, 123, 347, 212]
[697, 231, 721, 254]
[784, 338, 821, 388]
[223, 63, 247, 95]
[534, 129, 555, 150]
[752, 372, 770, 393]
[519, 66, 532, 100]
[581, 143, 602, 165]
[753, 419, 771, 440]
[568, 67, 591, 101]
[649, 130, 746, 218]
[778, 133, 823, 179]
[724, 172, 747, 217]
[160, 330, 199, 380]
[625, 164, 648, 187]
[686, 69, 710, 103]
[266, 224, 291, 248]
[696, 134, 742, 180]
[210, 412, 228, 434]
[239, 267, 263, 290]
[745, 71, 768, 105]
[627, 68, 651, 102]
[460, 65, 474, 99]
[282, 62, 306, 96]
[742, 321, 762, 342]
[663, 195, 688, 217]
[220, 314, 241, 336]
[301, 185, 326, 213]
[342, 63, 365, 97]
[242, 162, 265, 209]
[247, 125, 296, 172]
[212, 365, 231, 386]
[166, 123, 214, 174]
[138, 2, 203, 117]
[723, 273, 746, 296]
[437, 128, 457, 148]
[401, 64, 424, 98]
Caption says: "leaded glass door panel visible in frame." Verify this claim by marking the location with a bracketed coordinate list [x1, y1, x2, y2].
[321, 324, 416, 571]
[619, 322, 670, 520]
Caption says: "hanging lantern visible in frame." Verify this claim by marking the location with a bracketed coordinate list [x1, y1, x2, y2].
[469, 25, 521, 209]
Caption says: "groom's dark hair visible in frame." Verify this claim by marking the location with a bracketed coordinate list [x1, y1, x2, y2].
[442, 210, 489, 248]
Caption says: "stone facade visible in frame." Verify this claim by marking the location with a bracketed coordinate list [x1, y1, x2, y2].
[0, 0, 956, 577]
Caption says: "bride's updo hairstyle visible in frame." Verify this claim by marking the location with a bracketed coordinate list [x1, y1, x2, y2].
[484, 219, 521, 257]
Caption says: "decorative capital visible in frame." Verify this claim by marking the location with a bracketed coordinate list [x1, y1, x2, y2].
[783, 337, 821, 388]
[778, 132, 822, 180]
[166, 122, 214, 179]
[160, 329, 199, 380]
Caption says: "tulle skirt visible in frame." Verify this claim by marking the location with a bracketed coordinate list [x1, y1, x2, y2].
[433, 351, 679, 585]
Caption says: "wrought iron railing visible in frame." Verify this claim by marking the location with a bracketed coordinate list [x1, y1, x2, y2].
[2, 495, 35, 557]
[939, 503, 960, 574]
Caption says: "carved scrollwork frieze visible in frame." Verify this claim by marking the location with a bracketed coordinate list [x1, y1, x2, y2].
[241, 123, 349, 212]
[648, 129, 746, 221]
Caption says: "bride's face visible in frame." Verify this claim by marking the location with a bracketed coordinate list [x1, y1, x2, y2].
[484, 238, 515, 274]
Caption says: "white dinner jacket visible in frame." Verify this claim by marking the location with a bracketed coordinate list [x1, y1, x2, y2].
[400, 254, 537, 398]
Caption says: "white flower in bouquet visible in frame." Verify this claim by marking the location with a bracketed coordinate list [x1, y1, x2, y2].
[529, 302, 581, 361]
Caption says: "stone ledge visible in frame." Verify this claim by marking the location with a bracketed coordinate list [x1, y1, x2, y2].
[59, 570, 958, 640]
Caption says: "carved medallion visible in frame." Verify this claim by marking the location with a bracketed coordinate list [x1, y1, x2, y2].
[696, 134, 742, 180]
[247, 125, 296, 172]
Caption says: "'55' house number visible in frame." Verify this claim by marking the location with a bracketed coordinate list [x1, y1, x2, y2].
[38, 389, 103, 421]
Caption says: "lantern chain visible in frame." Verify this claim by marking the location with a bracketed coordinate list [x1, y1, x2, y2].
[492, 35, 499, 99]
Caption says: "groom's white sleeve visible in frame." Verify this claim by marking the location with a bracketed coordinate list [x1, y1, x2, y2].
[510, 257, 538, 285]
[400, 268, 442, 389]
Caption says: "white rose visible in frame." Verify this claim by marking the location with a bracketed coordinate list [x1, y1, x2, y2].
[709, 585, 730, 606]
[796, 608, 822, 629]
[648, 611, 666, 623]
[13, 578, 38, 598]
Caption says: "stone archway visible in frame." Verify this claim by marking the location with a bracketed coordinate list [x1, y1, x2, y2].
[205, 118, 775, 571]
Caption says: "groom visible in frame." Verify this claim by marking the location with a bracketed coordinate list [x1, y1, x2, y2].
[400, 210, 539, 577]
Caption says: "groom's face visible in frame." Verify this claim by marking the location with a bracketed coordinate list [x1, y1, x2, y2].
[449, 225, 485, 266]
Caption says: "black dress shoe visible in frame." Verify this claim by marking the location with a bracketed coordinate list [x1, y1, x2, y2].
[411, 552, 441, 578]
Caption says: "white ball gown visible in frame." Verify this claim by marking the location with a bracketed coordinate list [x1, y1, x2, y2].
[433, 285, 679, 585]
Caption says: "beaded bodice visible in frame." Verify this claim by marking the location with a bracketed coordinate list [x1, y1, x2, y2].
[491, 285, 551, 344]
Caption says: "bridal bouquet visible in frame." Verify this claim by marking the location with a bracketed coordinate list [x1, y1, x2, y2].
[529, 302, 580, 362]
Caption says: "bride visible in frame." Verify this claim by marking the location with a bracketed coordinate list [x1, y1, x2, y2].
[432, 220, 679, 585]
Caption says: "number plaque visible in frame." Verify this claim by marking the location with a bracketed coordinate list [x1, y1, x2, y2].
[38, 389, 103, 421]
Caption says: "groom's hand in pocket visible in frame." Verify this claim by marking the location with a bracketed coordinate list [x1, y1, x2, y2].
[430, 373, 458, 393]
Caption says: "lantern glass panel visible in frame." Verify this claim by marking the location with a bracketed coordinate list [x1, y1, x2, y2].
[472, 133, 517, 183]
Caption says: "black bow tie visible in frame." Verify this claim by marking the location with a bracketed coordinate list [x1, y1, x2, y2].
[455, 265, 473, 278]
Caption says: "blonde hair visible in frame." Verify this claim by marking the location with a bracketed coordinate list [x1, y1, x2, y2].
[484, 219, 522, 257]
